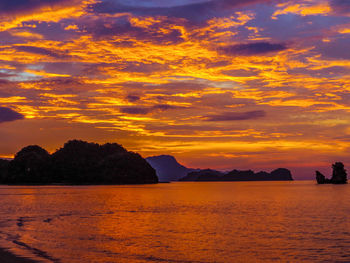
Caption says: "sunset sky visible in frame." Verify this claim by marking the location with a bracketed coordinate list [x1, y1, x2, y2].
[0, 0, 350, 179]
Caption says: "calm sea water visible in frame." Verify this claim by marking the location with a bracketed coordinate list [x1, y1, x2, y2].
[0, 181, 349, 263]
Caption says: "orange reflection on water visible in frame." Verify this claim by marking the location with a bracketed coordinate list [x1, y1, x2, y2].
[0, 182, 350, 262]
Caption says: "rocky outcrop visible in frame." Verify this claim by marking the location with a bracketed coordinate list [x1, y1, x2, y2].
[316, 162, 347, 184]
[316, 171, 327, 184]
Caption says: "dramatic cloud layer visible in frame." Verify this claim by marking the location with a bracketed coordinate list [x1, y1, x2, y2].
[0, 0, 349, 178]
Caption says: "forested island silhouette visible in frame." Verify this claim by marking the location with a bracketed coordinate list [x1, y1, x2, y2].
[0, 140, 158, 185]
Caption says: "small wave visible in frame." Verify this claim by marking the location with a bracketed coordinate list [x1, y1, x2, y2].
[94, 248, 209, 263]
[12, 240, 61, 263]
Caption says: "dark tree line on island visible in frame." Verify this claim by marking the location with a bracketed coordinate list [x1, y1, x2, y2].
[0, 140, 158, 185]
[179, 168, 293, 182]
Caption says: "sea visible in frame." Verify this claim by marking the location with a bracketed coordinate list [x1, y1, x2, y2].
[0, 181, 349, 263]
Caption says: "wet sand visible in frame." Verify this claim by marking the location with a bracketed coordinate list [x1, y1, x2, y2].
[0, 248, 37, 263]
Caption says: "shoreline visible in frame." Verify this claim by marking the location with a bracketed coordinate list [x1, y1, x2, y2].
[0, 247, 38, 263]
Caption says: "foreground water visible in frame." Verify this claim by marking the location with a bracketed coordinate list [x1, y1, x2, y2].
[0, 181, 349, 262]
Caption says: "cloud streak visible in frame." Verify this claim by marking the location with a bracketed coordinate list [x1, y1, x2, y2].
[15, 46, 71, 59]
[204, 110, 266, 121]
[219, 42, 287, 56]
[120, 104, 179, 115]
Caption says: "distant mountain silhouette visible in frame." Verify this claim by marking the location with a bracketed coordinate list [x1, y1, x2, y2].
[0, 140, 158, 185]
[180, 168, 293, 181]
[146, 155, 198, 182]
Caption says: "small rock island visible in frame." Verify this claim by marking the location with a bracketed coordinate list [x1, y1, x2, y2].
[316, 162, 347, 184]
[0, 140, 158, 185]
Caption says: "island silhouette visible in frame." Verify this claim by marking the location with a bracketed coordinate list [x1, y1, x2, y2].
[147, 155, 293, 182]
[179, 168, 293, 181]
[316, 162, 347, 184]
[0, 140, 158, 185]
[3, 143, 324, 184]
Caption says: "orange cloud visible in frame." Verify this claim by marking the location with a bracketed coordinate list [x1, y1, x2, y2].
[272, 2, 331, 19]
